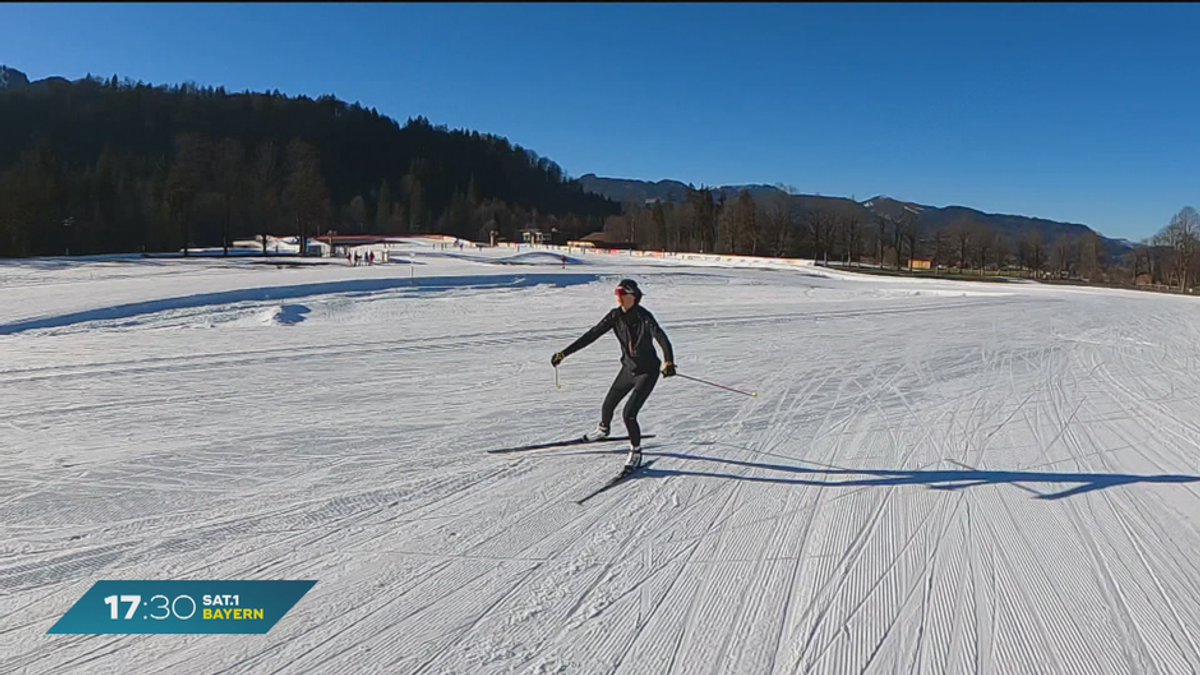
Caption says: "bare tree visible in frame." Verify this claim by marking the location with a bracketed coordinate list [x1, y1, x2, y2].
[993, 233, 1011, 273]
[670, 199, 689, 251]
[1142, 235, 1168, 284]
[1155, 207, 1199, 290]
[839, 212, 864, 266]
[891, 215, 903, 269]
[716, 194, 742, 254]
[1051, 235, 1076, 277]
[739, 191, 761, 255]
[686, 187, 718, 253]
[799, 206, 839, 263]
[820, 209, 839, 262]
[603, 213, 624, 241]
[760, 194, 792, 257]
[767, 184, 799, 257]
[710, 191, 724, 253]
[974, 224, 995, 275]
[949, 220, 974, 272]
[1016, 232, 1031, 274]
[897, 204, 921, 269]
[1079, 231, 1102, 282]
[932, 227, 949, 273]
[805, 208, 825, 262]
[633, 205, 654, 249]
[1021, 230, 1045, 278]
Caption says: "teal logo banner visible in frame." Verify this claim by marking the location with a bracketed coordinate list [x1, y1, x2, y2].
[47, 580, 317, 634]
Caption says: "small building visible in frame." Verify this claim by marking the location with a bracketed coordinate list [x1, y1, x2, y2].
[909, 258, 933, 270]
[519, 228, 549, 244]
[548, 227, 572, 246]
[572, 231, 638, 250]
[571, 232, 614, 248]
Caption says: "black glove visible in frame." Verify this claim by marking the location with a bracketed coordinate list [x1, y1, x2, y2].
[662, 362, 676, 377]
[551, 352, 565, 367]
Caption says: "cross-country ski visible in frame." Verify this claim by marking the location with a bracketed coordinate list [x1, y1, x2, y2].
[486, 434, 657, 455]
[575, 460, 660, 505]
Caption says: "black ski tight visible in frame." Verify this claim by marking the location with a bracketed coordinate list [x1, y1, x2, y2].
[601, 368, 659, 447]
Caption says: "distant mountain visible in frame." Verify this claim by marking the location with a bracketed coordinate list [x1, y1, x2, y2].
[578, 174, 1132, 255]
[0, 66, 78, 97]
[860, 196, 1127, 254]
[0, 65, 30, 91]
[577, 174, 783, 205]
[575, 174, 691, 204]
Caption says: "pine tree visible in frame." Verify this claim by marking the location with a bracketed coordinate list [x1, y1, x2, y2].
[215, 138, 246, 256]
[348, 195, 367, 234]
[468, 173, 481, 208]
[283, 139, 330, 255]
[251, 140, 281, 255]
[652, 200, 668, 252]
[376, 180, 392, 233]
[166, 134, 211, 256]
[405, 160, 428, 233]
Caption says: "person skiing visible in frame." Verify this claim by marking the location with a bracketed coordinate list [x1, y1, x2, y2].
[551, 279, 675, 471]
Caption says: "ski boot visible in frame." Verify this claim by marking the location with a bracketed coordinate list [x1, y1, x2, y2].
[583, 423, 610, 442]
[623, 446, 642, 473]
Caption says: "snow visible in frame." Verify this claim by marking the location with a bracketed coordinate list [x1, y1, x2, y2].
[4, 247, 1200, 673]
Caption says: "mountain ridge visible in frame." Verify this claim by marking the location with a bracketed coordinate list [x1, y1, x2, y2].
[578, 173, 1128, 253]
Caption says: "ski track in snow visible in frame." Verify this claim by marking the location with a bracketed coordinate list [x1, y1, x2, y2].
[3, 250, 1200, 673]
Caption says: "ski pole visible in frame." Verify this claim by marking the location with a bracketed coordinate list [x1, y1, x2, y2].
[675, 372, 757, 398]
[554, 365, 561, 390]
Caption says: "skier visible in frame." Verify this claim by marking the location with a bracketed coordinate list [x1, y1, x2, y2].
[551, 279, 675, 471]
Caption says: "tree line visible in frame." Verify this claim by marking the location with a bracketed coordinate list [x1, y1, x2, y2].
[0, 75, 619, 257]
[2, 74, 1191, 291]
[598, 186, 1198, 290]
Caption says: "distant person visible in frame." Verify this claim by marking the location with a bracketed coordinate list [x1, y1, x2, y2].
[551, 279, 675, 473]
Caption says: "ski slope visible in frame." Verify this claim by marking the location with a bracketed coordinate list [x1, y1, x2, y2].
[4, 245, 1200, 674]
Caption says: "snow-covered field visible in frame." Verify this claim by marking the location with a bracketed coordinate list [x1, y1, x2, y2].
[4, 243, 1200, 674]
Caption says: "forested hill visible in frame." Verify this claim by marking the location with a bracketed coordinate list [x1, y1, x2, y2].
[0, 71, 619, 256]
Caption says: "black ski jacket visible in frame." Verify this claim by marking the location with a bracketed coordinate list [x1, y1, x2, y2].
[563, 305, 674, 374]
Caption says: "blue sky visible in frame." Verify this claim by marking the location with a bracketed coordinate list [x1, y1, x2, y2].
[2, 3, 1195, 240]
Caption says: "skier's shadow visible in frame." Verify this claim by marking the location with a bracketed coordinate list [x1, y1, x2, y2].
[605, 450, 1200, 501]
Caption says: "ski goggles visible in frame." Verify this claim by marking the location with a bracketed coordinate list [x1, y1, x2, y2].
[615, 285, 633, 296]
